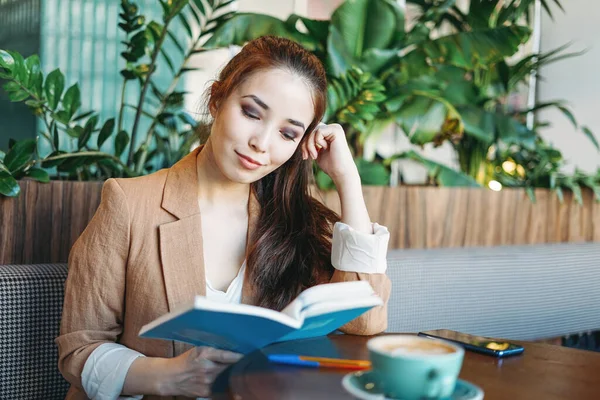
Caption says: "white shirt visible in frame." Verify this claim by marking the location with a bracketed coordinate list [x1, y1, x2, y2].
[81, 221, 389, 399]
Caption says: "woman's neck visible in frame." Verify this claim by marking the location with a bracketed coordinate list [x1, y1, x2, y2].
[196, 140, 250, 208]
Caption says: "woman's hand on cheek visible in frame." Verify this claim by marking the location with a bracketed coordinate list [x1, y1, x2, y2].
[302, 123, 360, 186]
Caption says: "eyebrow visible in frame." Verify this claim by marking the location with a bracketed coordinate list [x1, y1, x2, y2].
[242, 94, 306, 131]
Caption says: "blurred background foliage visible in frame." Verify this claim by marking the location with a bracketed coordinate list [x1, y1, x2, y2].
[1, 0, 598, 203]
[0, 0, 234, 196]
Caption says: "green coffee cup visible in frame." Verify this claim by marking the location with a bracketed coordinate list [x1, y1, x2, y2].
[367, 335, 465, 400]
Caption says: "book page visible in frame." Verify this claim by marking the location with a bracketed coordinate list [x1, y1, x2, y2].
[280, 280, 376, 320]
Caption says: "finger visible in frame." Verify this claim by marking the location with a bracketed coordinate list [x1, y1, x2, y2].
[202, 347, 243, 364]
[301, 145, 308, 161]
[198, 371, 217, 385]
[306, 127, 319, 159]
[314, 129, 328, 151]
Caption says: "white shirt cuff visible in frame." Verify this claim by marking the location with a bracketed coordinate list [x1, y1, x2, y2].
[81, 343, 146, 400]
[331, 222, 389, 274]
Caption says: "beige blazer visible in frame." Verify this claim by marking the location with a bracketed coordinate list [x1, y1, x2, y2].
[56, 147, 391, 400]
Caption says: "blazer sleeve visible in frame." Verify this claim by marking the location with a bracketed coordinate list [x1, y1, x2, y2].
[55, 178, 131, 388]
[329, 222, 392, 336]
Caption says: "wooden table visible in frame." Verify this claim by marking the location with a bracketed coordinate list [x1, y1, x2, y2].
[225, 334, 600, 400]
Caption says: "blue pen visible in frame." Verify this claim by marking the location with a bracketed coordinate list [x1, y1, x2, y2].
[267, 354, 371, 370]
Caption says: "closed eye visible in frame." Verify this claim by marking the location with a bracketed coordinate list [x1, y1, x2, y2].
[241, 106, 259, 120]
[281, 131, 297, 142]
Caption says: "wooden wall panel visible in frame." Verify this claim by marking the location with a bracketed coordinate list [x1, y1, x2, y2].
[1, 181, 599, 264]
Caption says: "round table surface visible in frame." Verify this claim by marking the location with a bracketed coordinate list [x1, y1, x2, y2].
[225, 333, 600, 400]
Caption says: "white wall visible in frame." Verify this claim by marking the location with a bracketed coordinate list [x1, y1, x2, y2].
[537, 0, 600, 174]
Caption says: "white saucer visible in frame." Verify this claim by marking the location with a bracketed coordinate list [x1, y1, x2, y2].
[341, 370, 484, 400]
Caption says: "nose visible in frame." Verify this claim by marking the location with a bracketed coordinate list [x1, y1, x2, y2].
[248, 128, 272, 153]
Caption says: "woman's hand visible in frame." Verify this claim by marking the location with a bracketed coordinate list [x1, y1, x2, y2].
[301, 123, 359, 186]
[159, 346, 243, 397]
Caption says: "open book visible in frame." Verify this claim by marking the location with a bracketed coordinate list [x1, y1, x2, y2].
[139, 280, 382, 353]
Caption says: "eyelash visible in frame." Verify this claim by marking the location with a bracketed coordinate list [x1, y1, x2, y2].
[241, 107, 297, 142]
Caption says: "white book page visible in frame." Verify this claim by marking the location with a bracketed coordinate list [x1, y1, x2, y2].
[300, 295, 383, 319]
[280, 280, 376, 320]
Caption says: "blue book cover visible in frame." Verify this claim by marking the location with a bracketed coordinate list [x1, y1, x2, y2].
[139, 281, 382, 353]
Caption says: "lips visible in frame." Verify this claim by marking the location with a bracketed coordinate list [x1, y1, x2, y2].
[235, 151, 264, 170]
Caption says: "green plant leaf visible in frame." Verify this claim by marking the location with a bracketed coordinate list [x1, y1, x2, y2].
[7, 50, 27, 84]
[98, 118, 116, 148]
[330, 0, 405, 60]
[177, 13, 193, 38]
[326, 25, 354, 77]
[66, 125, 84, 138]
[62, 84, 81, 119]
[490, 112, 536, 150]
[72, 110, 95, 122]
[0, 49, 15, 72]
[78, 115, 99, 149]
[0, 172, 20, 197]
[3, 138, 36, 172]
[115, 130, 130, 157]
[25, 167, 50, 183]
[55, 110, 71, 124]
[203, 13, 319, 52]
[24, 55, 43, 96]
[160, 48, 175, 74]
[562, 177, 583, 205]
[395, 96, 448, 145]
[582, 126, 600, 152]
[169, 0, 190, 18]
[8, 90, 29, 102]
[418, 26, 530, 69]
[52, 124, 60, 148]
[286, 14, 329, 44]
[458, 107, 495, 144]
[388, 150, 481, 187]
[355, 159, 390, 185]
[41, 151, 67, 168]
[315, 168, 335, 190]
[166, 29, 185, 55]
[556, 105, 577, 128]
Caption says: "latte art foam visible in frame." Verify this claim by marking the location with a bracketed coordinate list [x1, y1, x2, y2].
[382, 341, 456, 357]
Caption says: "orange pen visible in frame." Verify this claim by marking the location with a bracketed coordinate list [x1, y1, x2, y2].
[267, 354, 371, 370]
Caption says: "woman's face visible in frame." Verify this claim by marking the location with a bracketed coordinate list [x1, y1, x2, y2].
[209, 68, 315, 184]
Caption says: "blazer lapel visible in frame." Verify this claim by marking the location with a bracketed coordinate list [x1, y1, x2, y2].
[159, 147, 206, 315]
[159, 145, 262, 313]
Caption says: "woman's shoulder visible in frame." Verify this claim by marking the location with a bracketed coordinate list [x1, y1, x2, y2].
[100, 168, 170, 209]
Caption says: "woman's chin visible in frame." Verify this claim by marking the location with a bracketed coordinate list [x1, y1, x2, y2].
[225, 168, 262, 184]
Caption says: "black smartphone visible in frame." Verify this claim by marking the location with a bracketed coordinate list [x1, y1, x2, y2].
[418, 329, 525, 358]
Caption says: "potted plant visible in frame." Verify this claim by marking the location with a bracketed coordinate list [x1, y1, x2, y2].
[0, 0, 236, 264]
[199, 0, 600, 247]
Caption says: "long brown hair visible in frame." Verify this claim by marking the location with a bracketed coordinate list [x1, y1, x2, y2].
[208, 36, 339, 311]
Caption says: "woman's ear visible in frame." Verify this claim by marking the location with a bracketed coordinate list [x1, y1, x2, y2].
[209, 101, 217, 119]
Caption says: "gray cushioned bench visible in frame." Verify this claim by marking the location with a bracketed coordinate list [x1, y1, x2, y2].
[386, 242, 600, 340]
[2, 242, 599, 398]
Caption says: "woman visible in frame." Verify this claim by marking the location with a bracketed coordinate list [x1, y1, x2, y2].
[56, 36, 391, 399]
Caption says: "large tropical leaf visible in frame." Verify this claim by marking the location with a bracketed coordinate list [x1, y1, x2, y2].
[327, 0, 404, 76]
[508, 43, 584, 91]
[387, 150, 481, 187]
[325, 66, 386, 134]
[394, 91, 463, 146]
[416, 26, 531, 69]
[457, 106, 495, 144]
[202, 13, 319, 51]
[458, 105, 536, 149]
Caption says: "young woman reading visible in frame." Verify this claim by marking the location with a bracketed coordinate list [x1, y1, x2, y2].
[57, 35, 391, 399]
